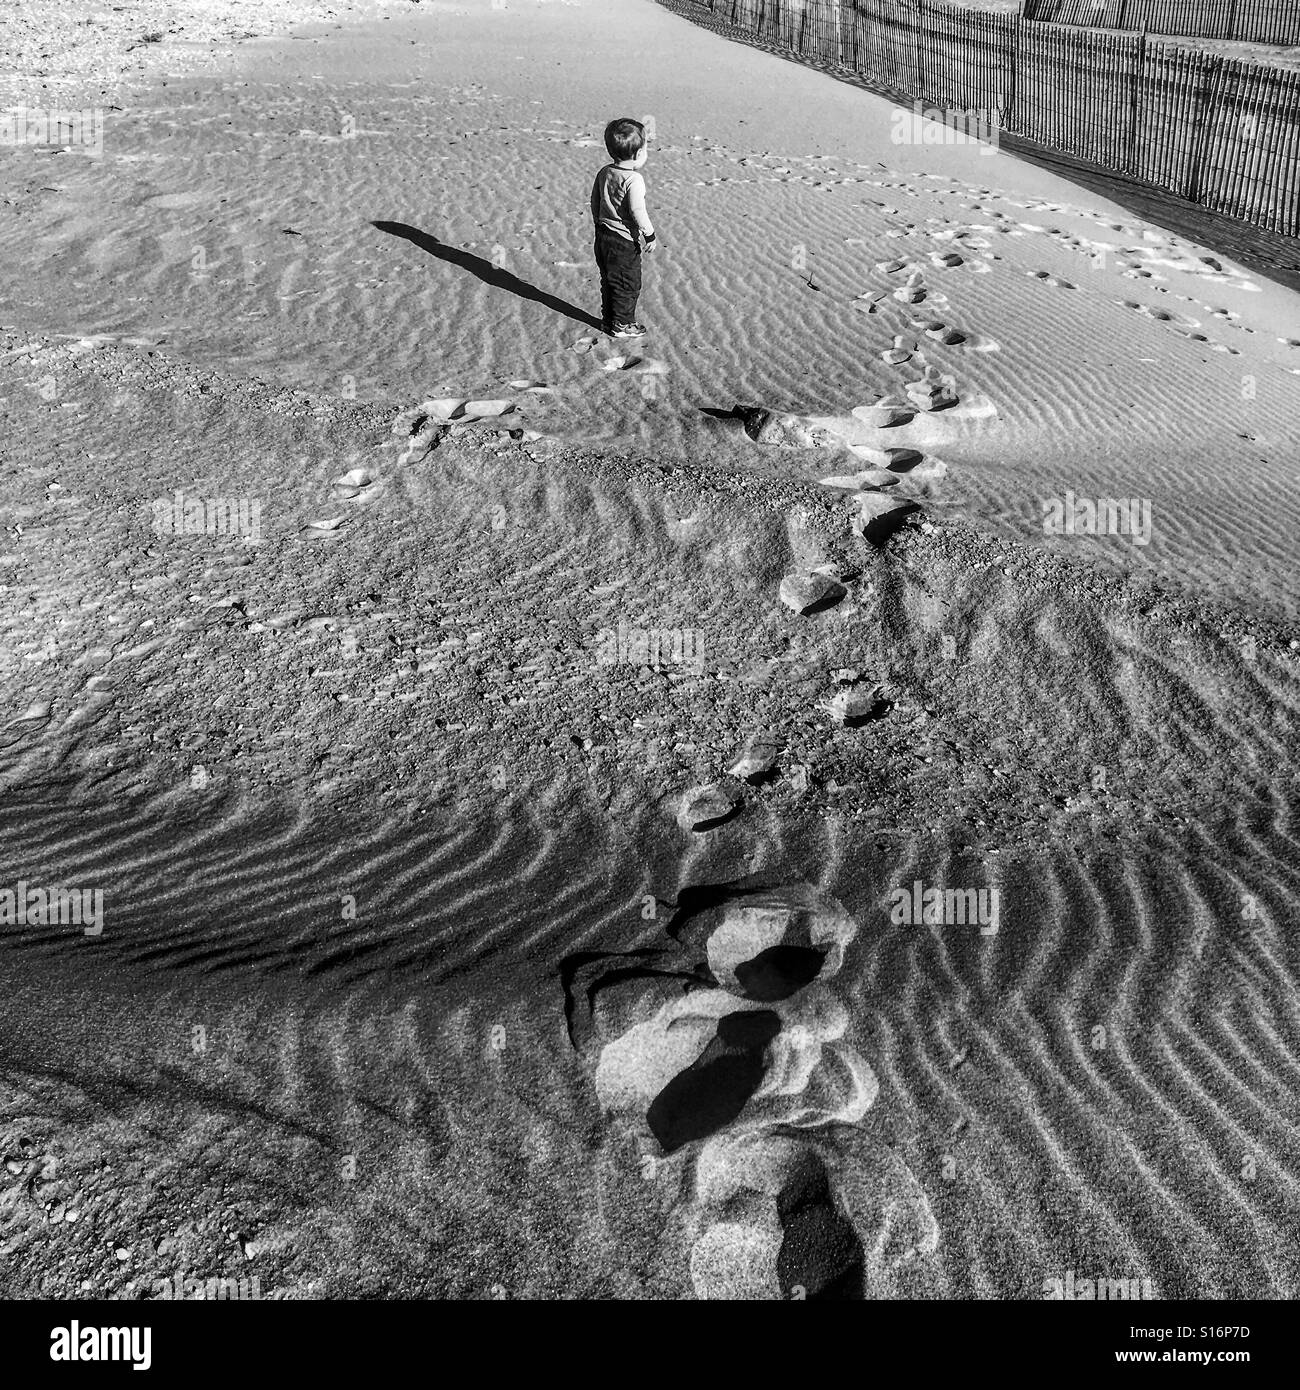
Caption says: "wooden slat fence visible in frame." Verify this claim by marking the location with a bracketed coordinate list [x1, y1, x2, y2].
[673, 0, 1300, 236]
[1022, 1, 1300, 48]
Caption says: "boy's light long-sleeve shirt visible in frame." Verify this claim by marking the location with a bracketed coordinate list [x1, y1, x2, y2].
[590, 161, 654, 242]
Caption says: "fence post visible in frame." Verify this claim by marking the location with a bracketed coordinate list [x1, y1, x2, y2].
[1186, 55, 1221, 204]
[1005, 7, 1020, 137]
[1124, 31, 1145, 175]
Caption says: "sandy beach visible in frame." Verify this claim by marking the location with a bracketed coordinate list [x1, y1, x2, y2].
[1, 0, 1298, 1302]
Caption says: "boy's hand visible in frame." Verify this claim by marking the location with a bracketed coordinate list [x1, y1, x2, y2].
[643, 233, 658, 253]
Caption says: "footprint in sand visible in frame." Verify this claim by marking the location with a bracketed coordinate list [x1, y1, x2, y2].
[392, 396, 519, 461]
[678, 783, 744, 832]
[846, 444, 926, 471]
[919, 321, 966, 347]
[779, 570, 848, 616]
[118, 636, 177, 661]
[851, 491, 921, 544]
[5, 700, 51, 727]
[851, 396, 916, 429]
[822, 679, 893, 726]
[913, 319, 1000, 352]
[725, 408, 839, 449]
[854, 290, 890, 314]
[929, 251, 963, 269]
[300, 515, 348, 542]
[0, 703, 54, 750]
[874, 452, 947, 490]
[329, 467, 379, 504]
[818, 469, 901, 494]
[394, 413, 448, 465]
[261, 612, 306, 631]
[688, 1129, 936, 1299]
[601, 355, 668, 375]
[894, 271, 928, 304]
[1029, 271, 1077, 290]
[430, 397, 516, 422]
[879, 336, 917, 365]
[904, 368, 959, 413]
[1121, 301, 1201, 331]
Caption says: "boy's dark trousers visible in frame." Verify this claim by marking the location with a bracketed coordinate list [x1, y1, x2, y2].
[594, 228, 641, 327]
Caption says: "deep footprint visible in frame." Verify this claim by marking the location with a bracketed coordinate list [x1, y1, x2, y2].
[776, 1152, 867, 1300]
[646, 1010, 782, 1153]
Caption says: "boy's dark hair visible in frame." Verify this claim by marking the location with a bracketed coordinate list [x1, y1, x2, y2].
[604, 117, 645, 162]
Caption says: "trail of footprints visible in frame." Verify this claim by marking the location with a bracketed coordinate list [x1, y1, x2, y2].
[538, 130, 1277, 381]
[856, 170, 1274, 362]
[569, 882, 936, 1298]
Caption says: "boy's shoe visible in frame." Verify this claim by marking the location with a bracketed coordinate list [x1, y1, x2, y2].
[608, 322, 647, 338]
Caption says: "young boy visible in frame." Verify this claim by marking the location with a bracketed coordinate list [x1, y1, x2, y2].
[590, 117, 657, 338]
